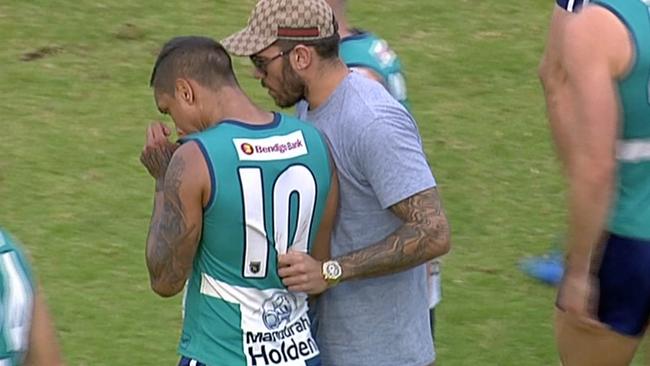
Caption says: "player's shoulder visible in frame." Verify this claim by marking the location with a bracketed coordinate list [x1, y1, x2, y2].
[176, 137, 202, 155]
[565, 2, 629, 39]
[0, 227, 17, 253]
[556, 0, 590, 12]
[561, 2, 633, 76]
[341, 30, 397, 59]
[0, 228, 34, 283]
[168, 139, 207, 178]
[340, 29, 376, 44]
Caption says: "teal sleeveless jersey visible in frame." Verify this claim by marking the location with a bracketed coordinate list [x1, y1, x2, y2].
[592, 0, 650, 240]
[178, 113, 332, 366]
[0, 229, 35, 366]
[339, 31, 411, 111]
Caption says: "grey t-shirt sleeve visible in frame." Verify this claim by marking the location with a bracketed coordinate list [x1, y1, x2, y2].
[354, 112, 437, 209]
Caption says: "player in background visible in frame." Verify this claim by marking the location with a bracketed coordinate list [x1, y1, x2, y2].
[0, 228, 63, 366]
[325, 0, 410, 110]
[550, 0, 650, 364]
[520, 0, 591, 286]
[140, 36, 338, 366]
[325, 0, 442, 351]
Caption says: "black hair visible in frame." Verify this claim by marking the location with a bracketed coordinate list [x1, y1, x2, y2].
[150, 36, 238, 95]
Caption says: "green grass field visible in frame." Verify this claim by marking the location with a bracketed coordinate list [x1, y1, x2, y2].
[1, 0, 643, 365]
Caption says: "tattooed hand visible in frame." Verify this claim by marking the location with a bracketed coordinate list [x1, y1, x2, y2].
[140, 122, 178, 180]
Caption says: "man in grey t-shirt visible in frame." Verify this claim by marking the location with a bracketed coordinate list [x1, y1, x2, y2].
[223, 1, 451, 365]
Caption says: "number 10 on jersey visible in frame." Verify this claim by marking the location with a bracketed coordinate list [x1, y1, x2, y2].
[238, 165, 317, 279]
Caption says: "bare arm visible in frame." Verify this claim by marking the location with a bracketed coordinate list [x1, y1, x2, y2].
[561, 6, 631, 276]
[23, 290, 63, 366]
[336, 187, 450, 281]
[538, 5, 578, 174]
[556, 6, 633, 317]
[142, 137, 207, 297]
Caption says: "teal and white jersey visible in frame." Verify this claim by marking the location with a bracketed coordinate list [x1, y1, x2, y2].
[0, 229, 35, 366]
[339, 30, 410, 111]
[592, 0, 650, 240]
[178, 113, 332, 366]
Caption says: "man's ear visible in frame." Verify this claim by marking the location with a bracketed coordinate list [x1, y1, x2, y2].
[291, 45, 312, 71]
[174, 79, 195, 105]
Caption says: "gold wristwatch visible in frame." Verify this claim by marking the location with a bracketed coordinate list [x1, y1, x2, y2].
[322, 260, 342, 286]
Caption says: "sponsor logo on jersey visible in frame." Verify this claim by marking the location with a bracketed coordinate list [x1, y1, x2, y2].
[242, 291, 318, 365]
[241, 143, 255, 155]
[245, 315, 318, 365]
[261, 292, 297, 330]
[233, 130, 308, 161]
[249, 261, 262, 274]
[198, 273, 318, 365]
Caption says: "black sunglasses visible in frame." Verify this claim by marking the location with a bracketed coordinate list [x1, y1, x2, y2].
[249, 45, 296, 75]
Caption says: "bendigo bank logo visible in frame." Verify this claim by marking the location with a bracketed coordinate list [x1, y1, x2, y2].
[261, 292, 297, 330]
[233, 131, 308, 161]
[241, 143, 255, 155]
[244, 140, 303, 155]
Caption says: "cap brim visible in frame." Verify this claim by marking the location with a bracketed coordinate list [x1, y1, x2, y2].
[222, 27, 276, 56]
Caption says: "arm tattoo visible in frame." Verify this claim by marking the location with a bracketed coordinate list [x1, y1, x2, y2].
[146, 155, 200, 296]
[337, 188, 450, 281]
[140, 143, 177, 180]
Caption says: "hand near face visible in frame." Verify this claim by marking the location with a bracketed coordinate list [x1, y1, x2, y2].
[140, 122, 178, 180]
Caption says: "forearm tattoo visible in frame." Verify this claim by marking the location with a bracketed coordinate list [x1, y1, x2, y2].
[337, 188, 450, 281]
[146, 155, 199, 294]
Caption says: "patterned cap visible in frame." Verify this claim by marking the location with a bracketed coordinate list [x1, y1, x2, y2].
[222, 0, 336, 56]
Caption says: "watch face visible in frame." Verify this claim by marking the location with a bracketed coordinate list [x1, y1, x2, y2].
[326, 262, 342, 278]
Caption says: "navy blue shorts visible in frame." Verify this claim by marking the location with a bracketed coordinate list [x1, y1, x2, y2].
[596, 233, 650, 336]
[556, 0, 589, 12]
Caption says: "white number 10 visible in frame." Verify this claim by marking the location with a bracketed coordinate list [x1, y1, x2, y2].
[238, 165, 317, 278]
